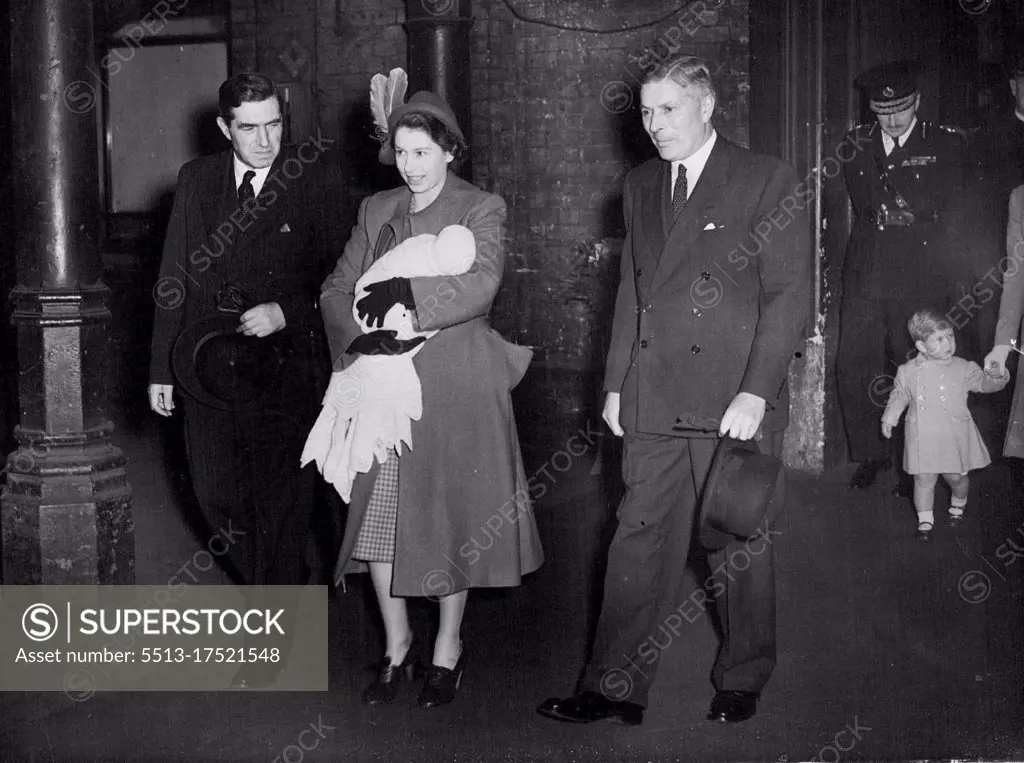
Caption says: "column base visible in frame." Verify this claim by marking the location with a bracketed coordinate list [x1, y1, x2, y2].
[2, 422, 135, 584]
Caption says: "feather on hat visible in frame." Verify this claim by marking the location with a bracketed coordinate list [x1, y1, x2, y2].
[370, 68, 408, 165]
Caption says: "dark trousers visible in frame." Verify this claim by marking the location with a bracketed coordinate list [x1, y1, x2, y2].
[836, 294, 921, 463]
[182, 398, 316, 588]
[578, 431, 778, 707]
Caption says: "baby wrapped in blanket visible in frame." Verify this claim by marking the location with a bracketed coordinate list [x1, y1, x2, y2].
[301, 224, 477, 502]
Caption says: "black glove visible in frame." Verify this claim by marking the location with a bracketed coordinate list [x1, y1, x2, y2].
[346, 330, 426, 356]
[355, 277, 415, 329]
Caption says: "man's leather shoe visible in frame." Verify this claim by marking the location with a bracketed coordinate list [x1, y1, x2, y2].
[537, 691, 643, 726]
[230, 663, 282, 689]
[707, 690, 758, 723]
[848, 459, 889, 490]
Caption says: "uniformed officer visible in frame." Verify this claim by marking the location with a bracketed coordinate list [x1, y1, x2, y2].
[836, 60, 969, 490]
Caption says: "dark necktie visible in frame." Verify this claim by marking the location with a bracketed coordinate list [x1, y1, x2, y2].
[672, 166, 688, 219]
[238, 170, 256, 207]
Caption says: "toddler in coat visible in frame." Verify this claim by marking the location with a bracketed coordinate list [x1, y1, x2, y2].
[881, 308, 1009, 540]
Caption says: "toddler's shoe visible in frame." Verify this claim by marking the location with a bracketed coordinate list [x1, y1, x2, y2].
[915, 521, 933, 541]
[947, 508, 965, 527]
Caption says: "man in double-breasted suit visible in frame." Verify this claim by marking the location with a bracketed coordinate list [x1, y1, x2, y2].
[538, 56, 810, 726]
[149, 73, 337, 687]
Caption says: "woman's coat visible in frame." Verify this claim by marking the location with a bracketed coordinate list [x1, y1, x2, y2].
[320, 172, 544, 596]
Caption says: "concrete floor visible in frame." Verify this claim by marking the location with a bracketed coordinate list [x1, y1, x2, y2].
[1, 389, 1023, 762]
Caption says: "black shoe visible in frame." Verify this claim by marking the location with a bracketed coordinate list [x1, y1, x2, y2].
[947, 511, 965, 528]
[417, 647, 466, 708]
[230, 662, 283, 690]
[849, 459, 890, 490]
[362, 645, 419, 705]
[707, 690, 758, 723]
[537, 691, 644, 726]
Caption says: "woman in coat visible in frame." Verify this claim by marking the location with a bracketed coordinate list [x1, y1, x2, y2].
[319, 91, 544, 708]
[985, 184, 1024, 460]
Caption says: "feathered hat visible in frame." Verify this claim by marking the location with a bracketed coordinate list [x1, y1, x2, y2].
[370, 67, 408, 165]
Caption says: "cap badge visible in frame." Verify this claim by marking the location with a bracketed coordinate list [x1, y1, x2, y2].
[882, 86, 894, 98]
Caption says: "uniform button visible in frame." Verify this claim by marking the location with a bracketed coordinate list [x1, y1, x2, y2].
[636, 267, 643, 277]
[640, 339, 649, 349]
[692, 307, 702, 317]
[691, 344, 701, 354]
[701, 271, 711, 281]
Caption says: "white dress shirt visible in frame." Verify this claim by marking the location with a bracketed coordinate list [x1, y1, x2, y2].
[881, 117, 917, 156]
[232, 155, 273, 198]
[671, 129, 718, 202]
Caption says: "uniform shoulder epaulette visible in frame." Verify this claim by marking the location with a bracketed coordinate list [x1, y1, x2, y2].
[927, 122, 968, 142]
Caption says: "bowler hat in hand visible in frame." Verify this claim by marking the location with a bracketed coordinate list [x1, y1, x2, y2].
[699, 436, 785, 551]
[172, 313, 287, 411]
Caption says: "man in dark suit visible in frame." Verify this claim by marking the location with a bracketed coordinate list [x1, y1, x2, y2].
[956, 58, 1024, 457]
[972, 58, 1024, 200]
[149, 73, 336, 687]
[837, 62, 969, 491]
[537, 55, 810, 726]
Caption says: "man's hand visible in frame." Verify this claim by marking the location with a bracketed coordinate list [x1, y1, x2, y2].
[881, 419, 893, 439]
[719, 392, 766, 440]
[984, 344, 1012, 377]
[149, 384, 175, 417]
[602, 392, 624, 437]
[238, 302, 286, 337]
[347, 330, 426, 356]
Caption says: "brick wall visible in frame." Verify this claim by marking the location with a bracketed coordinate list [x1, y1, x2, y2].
[231, 0, 749, 372]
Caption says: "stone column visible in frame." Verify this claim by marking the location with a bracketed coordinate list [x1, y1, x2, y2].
[404, 0, 474, 179]
[2, 0, 135, 583]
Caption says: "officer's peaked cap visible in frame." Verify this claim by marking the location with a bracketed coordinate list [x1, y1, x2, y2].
[856, 60, 919, 114]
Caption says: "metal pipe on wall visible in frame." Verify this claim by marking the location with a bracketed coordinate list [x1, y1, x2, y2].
[404, 0, 474, 179]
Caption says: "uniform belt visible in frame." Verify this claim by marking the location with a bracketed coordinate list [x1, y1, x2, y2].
[863, 205, 939, 229]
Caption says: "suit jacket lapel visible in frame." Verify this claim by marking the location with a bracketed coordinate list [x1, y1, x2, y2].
[200, 152, 234, 244]
[649, 137, 732, 292]
[633, 163, 668, 274]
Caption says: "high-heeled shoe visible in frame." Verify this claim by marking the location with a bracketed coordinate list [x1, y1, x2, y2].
[417, 644, 465, 708]
[362, 643, 419, 705]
